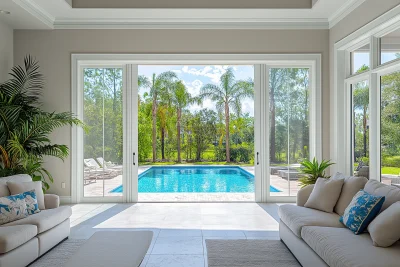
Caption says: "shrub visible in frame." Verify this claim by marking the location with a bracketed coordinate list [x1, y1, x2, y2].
[214, 145, 253, 163]
[382, 156, 400, 168]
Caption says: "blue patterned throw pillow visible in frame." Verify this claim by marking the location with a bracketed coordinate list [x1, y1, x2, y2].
[21, 190, 40, 215]
[0, 193, 28, 224]
[340, 190, 385, 235]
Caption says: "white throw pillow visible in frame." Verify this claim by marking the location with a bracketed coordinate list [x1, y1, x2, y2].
[7, 181, 45, 210]
[304, 178, 345, 213]
[334, 176, 368, 216]
[368, 201, 400, 247]
[0, 193, 28, 224]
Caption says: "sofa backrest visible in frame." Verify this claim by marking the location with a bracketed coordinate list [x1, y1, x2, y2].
[334, 176, 368, 216]
[364, 180, 400, 212]
[0, 174, 32, 197]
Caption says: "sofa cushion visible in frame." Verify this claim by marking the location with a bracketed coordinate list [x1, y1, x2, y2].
[364, 180, 400, 211]
[0, 182, 10, 198]
[0, 174, 32, 184]
[301, 226, 400, 267]
[278, 205, 345, 237]
[368, 201, 400, 247]
[0, 225, 37, 253]
[304, 178, 344, 213]
[7, 181, 45, 210]
[0, 175, 32, 198]
[3, 206, 72, 234]
[334, 176, 368, 216]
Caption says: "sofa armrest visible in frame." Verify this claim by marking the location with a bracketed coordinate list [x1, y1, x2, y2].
[296, 185, 314, 206]
[44, 194, 60, 209]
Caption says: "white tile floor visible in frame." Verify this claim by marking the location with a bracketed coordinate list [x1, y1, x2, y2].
[69, 203, 283, 267]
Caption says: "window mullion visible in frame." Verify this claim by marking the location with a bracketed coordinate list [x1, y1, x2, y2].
[370, 36, 380, 70]
[369, 73, 380, 181]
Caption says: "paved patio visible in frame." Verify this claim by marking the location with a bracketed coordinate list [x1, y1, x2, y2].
[83, 165, 301, 201]
[69, 202, 283, 267]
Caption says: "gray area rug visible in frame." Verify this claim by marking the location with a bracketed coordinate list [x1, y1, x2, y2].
[29, 239, 86, 267]
[206, 240, 301, 267]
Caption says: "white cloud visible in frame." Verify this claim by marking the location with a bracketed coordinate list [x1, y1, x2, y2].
[181, 65, 230, 84]
[182, 79, 203, 96]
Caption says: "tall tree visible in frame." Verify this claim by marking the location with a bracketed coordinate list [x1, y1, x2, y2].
[141, 72, 177, 162]
[198, 68, 253, 162]
[353, 65, 370, 160]
[171, 81, 192, 163]
[269, 69, 296, 163]
[192, 110, 217, 161]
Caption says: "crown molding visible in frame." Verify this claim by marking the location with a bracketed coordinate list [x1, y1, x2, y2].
[54, 18, 329, 30]
[13, 0, 55, 28]
[328, 0, 366, 28]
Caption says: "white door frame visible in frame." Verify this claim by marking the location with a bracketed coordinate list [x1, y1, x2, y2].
[71, 54, 321, 203]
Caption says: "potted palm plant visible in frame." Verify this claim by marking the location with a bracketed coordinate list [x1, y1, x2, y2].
[298, 158, 335, 188]
[0, 56, 83, 191]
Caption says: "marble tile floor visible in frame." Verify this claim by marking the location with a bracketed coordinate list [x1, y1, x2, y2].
[69, 203, 284, 267]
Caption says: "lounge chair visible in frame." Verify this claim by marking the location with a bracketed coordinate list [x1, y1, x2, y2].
[84, 158, 118, 180]
[96, 157, 123, 174]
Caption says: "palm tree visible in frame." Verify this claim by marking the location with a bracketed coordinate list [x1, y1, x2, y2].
[171, 81, 192, 163]
[0, 56, 83, 190]
[140, 72, 177, 162]
[198, 68, 253, 162]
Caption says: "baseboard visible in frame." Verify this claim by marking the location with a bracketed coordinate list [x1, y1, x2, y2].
[60, 196, 72, 205]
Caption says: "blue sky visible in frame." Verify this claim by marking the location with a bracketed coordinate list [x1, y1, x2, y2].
[353, 52, 398, 72]
[138, 65, 255, 116]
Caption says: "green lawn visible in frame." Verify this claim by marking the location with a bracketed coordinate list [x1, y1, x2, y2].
[381, 167, 400, 175]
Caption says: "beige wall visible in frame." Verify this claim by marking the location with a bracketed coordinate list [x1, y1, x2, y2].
[14, 29, 329, 196]
[330, 0, 400, 45]
[0, 21, 13, 82]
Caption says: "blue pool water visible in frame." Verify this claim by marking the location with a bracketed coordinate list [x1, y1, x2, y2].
[110, 166, 281, 193]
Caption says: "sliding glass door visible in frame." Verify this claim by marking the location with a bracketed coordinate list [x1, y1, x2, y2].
[72, 55, 321, 203]
[82, 67, 125, 201]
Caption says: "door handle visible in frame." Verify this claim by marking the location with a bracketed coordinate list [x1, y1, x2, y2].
[257, 152, 260, 165]
[133, 152, 136, 165]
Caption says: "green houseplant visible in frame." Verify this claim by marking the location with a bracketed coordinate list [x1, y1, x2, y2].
[0, 56, 83, 191]
[298, 157, 335, 188]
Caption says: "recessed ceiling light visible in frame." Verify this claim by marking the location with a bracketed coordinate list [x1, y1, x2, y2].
[0, 10, 11, 15]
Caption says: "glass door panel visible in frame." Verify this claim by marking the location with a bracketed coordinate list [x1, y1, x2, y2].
[269, 68, 310, 197]
[351, 80, 370, 178]
[136, 65, 255, 202]
[381, 71, 400, 185]
[83, 68, 124, 198]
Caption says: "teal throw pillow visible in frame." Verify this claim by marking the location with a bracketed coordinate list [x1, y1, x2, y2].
[340, 190, 385, 235]
[22, 190, 40, 215]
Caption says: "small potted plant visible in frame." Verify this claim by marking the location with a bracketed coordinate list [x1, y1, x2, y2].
[298, 157, 335, 188]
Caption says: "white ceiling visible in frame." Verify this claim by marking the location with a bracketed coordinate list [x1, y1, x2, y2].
[0, 0, 365, 30]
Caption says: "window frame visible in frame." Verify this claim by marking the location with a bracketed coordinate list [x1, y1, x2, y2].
[334, 5, 400, 181]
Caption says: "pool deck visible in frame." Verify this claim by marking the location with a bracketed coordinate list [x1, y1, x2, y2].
[83, 165, 301, 201]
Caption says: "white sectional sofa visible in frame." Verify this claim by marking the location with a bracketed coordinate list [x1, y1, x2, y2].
[279, 177, 400, 267]
[0, 174, 72, 267]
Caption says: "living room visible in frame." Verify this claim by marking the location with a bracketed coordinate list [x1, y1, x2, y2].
[0, 0, 400, 266]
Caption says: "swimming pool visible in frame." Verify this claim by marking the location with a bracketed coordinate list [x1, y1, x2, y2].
[110, 166, 281, 193]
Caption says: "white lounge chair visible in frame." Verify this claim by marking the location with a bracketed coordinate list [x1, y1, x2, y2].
[84, 158, 118, 180]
